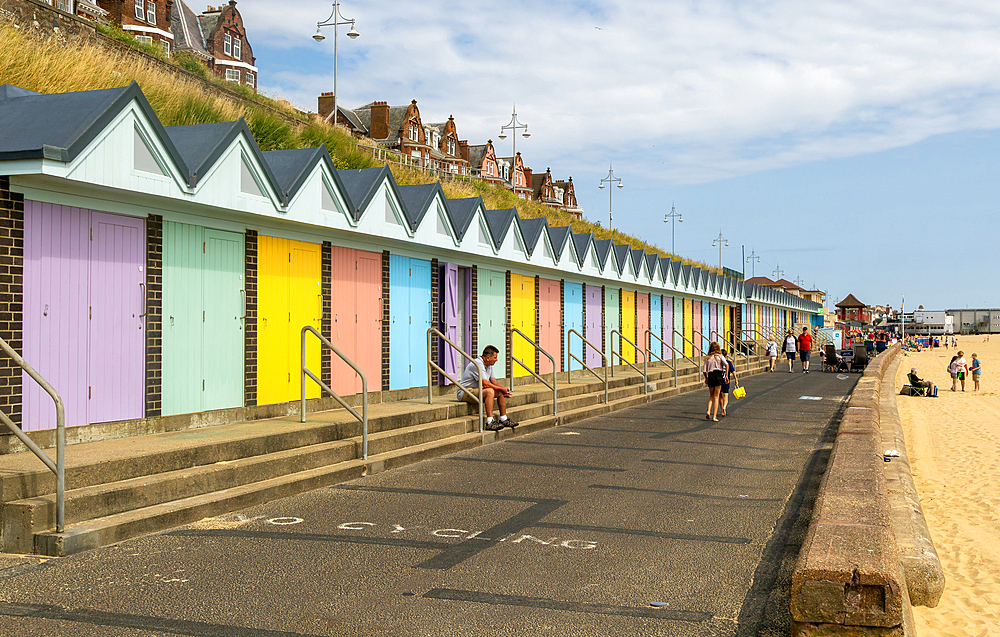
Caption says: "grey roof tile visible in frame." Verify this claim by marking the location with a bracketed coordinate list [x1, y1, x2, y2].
[593, 239, 613, 269]
[516, 216, 547, 257]
[547, 225, 571, 261]
[397, 182, 443, 231]
[612, 244, 631, 274]
[571, 232, 593, 264]
[444, 197, 482, 241]
[336, 165, 393, 222]
[484, 208, 516, 250]
[262, 146, 339, 205]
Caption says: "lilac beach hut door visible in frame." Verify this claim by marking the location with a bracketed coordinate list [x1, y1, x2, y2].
[23, 202, 145, 431]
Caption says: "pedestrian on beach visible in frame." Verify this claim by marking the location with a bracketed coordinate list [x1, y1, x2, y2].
[783, 329, 797, 372]
[948, 355, 960, 392]
[970, 353, 981, 392]
[797, 327, 813, 374]
[720, 349, 738, 417]
[956, 351, 968, 391]
[702, 341, 727, 421]
[765, 338, 778, 372]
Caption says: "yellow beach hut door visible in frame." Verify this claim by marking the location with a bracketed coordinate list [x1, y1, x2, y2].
[257, 236, 322, 405]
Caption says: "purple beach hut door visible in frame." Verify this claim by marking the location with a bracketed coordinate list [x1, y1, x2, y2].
[440, 262, 459, 383]
[23, 203, 145, 431]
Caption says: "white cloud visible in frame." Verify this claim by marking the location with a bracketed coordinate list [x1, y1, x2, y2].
[239, 0, 1000, 184]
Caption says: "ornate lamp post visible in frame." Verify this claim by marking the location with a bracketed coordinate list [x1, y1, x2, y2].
[498, 105, 529, 192]
[599, 163, 623, 231]
[313, 2, 360, 125]
[712, 230, 729, 271]
[663, 203, 682, 255]
[746, 249, 761, 278]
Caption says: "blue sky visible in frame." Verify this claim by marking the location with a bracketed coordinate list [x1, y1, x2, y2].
[236, 0, 1000, 311]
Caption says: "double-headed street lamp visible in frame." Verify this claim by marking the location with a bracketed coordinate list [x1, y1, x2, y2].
[498, 105, 529, 192]
[712, 230, 728, 271]
[746, 248, 761, 278]
[313, 2, 360, 125]
[663, 203, 682, 255]
[599, 163, 623, 231]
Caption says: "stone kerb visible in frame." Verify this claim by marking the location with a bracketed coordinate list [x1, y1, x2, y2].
[790, 344, 915, 636]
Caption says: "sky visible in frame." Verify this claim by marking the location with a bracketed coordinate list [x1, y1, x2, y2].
[235, 0, 1000, 311]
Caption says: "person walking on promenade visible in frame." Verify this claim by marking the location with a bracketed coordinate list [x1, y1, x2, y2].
[970, 353, 982, 392]
[956, 350, 968, 391]
[720, 349, 738, 417]
[702, 341, 727, 421]
[797, 327, 813, 374]
[765, 338, 778, 372]
[783, 329, 797, 373]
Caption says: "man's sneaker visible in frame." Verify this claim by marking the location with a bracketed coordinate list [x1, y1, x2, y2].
[503, 418, 519, 428]
[485, 420, 503, 431]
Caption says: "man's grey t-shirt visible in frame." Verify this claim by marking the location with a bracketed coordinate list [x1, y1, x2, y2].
[457, 357, 495, 398]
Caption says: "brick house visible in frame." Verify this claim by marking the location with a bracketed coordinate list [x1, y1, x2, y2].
[462, 140, 507, 188]
[532, 168, 584, 218]
[497, 153, 532, 198]
[170, 0, 258, 91]
[424, 116, 469, 175]
[97, 0, 174, 54]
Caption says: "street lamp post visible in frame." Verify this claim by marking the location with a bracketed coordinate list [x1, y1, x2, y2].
[599, 163, 623, 231]
[313, 2, 360, 126]
[663, 203, 682, 255]
[746, 248, 761, 278]
[712, 230, 728, 271]
[772, 263, 784, 279]
[498, 105, 529, 193]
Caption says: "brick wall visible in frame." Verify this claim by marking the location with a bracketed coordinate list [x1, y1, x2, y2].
[243, 229, 257, 407]
[505, 271, 511, 378]
[144, 214, 162, 417]
[559, 280, 565, 372]
[0, 177, 23, 427]
[430, 258, 439, 381]
[470, 266, 478, 356]
[534, 275, 540, 372]
[321, 242, 332, 388]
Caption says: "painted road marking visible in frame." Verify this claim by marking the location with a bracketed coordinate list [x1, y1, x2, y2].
[799, 396, 822, 400]
[267, 517, 304, 526]
[335, 521, 598, 550]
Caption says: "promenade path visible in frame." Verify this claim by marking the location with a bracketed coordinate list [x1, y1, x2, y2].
[0, 369, 858, 637]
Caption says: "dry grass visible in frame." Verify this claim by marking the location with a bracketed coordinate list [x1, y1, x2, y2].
[0, 24, 719, 273]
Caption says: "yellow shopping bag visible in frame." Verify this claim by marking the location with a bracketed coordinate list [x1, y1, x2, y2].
[733, 384, 746, 399]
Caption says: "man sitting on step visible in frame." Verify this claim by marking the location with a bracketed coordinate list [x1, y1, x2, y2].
[457, 345, 518, 431]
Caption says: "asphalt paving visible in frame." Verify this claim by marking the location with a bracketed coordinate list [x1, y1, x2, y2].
[0, 368, 859, 637]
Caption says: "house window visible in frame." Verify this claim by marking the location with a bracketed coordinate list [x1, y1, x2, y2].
[161, 40, 170, 55]
[408, 123, 418, 141]
[136, 35, 153, 45]
[226, 69, 240, 83]
[135, 0, 144, 20]
[234, 37, 241, 59]
[224, 34, 232, 56]
[57, 0, 72, 12]
[246, 72, 255, 88]
[146, 1, 155, 24]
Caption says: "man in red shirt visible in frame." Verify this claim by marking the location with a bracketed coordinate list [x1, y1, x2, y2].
[797, 327, 813, 374]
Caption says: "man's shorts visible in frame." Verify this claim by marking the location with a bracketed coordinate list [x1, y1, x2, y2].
[458, 386, 481, 403]
[972, 372, 981, 381]
[799, 351, 810, 361]
[786, 352, 796, 360]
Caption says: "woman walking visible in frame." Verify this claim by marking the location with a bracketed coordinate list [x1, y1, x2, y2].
[702, 342, 728, 421]
[783, 330, 798, 373]
[720, 349, 738, 417]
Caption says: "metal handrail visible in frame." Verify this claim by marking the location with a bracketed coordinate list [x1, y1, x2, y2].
[646, 329, 675, 389]
[725, 329, 755, 367]
[0, 336, 65, 532]
[692, 329, 710, 356]
[566, 329, 608, 404]
[510, 328, 557, 418]
[673, 329, 704, 369]
[712, 329, 749, 369]
[610, 330, 647, 394]
[301, 326, 368, 459]
[647, 329, 701, 389]
[427, 328, 484, 433]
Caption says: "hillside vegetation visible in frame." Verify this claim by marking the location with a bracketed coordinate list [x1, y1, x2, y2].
[0, 24, 717, 271]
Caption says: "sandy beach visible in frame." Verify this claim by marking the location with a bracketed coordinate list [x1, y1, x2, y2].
[893, 337, 1000, 636]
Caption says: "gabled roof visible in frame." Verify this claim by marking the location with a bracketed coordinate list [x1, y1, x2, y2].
[836, 293, 866, 308]
[0, 82, 189, 179]
[547, 225, 571, 261]
[336, 165, 395, 222]
[681, 264, 693, 286]
[170, 0, 212, 59]
[593, 238, 614, 270]
[165, 118, 281, 195]
[612, 244, 631, 275]
[516, 216, 547, 257]
[262, 145, 339, 205]
[443, 196, 482, 241]
[631, 248, 646, 276]
[397, 182, 445, 231]
[571, 232, 593, 264]
[350, 102, 412, 145]
[645, 253, 660, 280]
[484, 208, 517, 250]
[745, 276, 776, 286]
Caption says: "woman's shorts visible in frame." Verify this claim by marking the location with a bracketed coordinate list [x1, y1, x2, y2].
[786, 352, 796, 360]
[950, 372, 958, 379]
[706, 370, 725, 387]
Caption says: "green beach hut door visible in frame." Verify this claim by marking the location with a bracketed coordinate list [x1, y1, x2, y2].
[162, 222, 245, 415]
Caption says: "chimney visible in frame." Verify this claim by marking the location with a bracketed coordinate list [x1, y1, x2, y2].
[523, 166, 532, 192]
[317, 92, 336, 122]
[370, 101, 390, 140]
[458, 140, 469, 163]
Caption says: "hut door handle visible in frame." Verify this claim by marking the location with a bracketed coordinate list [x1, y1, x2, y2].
[239, 289, 247, 320]
[139, 283, 147, 318]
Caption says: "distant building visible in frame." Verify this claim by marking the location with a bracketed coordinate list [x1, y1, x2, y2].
[947, 308, 1000, 334]
[463, 139, 506, 187]
[497, 153, 531, 198]
[170, 0, 258, 91]
[532, 167, 583, 219]
[835, 293, 872, 325]
[97, 0, 173, 53]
